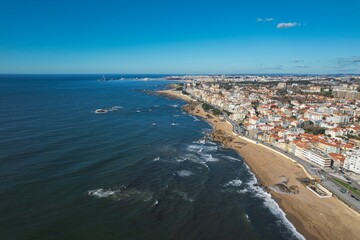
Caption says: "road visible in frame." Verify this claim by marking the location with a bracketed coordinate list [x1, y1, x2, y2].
[184, 90, 360, 212]
[227, 115, 360, 212]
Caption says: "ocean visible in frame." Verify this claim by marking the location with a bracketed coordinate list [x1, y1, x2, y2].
[0, 75, 304, 240]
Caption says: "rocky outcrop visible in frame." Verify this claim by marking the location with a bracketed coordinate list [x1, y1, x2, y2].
[211, 130, 234, 146]
[272, 183, 299, 194]
[182, 103, 197, 112]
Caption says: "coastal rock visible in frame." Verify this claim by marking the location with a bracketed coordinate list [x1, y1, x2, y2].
[211, 130, 234, 146]
[271, 183, 299, 194]
[182, 103, 197, 112]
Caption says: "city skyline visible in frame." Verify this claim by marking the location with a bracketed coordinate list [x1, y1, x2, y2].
[1, 0, 360, 74]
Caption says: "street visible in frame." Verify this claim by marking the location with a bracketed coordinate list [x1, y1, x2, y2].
[186, 91, 360, 212]
[225, 114, 360, 212]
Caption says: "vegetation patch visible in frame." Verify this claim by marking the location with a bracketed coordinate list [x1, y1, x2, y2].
[303, 123, 326, 135]
[333, 178, 360, 196]
[202, 103, 223, 116]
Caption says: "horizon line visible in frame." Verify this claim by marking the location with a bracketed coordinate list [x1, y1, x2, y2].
[0, 73, 360, 76]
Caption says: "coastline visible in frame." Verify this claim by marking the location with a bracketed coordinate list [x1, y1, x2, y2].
[158, 89, 360, 240]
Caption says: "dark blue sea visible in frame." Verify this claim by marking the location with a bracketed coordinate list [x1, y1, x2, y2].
[0, 75, 304, 240]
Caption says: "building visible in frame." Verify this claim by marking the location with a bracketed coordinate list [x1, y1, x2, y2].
[302, 148, 332, 168]
[289, 140, 311, 158]
[328, 153, 345, 169]
[333, 85, 360, 100]
[343, 148, 360, 174]
[318, 140, 341, 154]
[302, 86, 322, 93]
[326, 114, 350, 124]
[277, 82, 287, 89]
[325, 128, 346, 138]
[304, 111, 324, 123]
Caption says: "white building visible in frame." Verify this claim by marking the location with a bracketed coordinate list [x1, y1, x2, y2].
[325, 128, 345, 138]
[343, 148, 360, 174]
[326, 114, 350, 124]
[277, 82, 287, 89]
[302, 148, 332, 168]
[304, 111, 324, 123]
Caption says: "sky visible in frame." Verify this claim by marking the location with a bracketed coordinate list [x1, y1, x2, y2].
[0, 0, 360, 74]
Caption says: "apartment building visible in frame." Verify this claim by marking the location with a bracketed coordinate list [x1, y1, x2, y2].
[343, 148, 360, 174]
[302, 148, 332, 168]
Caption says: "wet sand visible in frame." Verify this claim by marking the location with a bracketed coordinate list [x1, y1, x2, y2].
[159, 89, 360, 240]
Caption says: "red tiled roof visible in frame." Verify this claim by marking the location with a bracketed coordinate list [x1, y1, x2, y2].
[293, 140, 311, 148]
[328, 153, 345, 163]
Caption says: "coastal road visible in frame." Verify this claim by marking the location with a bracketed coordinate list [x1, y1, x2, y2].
[225, 115, 360, 212]
[262, 143, 360, 212]
[263, 141, 360, 211]
[187, 91, 360, 212]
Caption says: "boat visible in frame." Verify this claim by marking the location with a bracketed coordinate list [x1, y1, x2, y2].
[95, 109, 108, 114]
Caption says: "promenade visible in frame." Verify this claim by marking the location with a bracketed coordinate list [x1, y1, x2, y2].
[224, 110, 360, 212]
[160, 88, 360, 240]
[183, 87, 360, 212]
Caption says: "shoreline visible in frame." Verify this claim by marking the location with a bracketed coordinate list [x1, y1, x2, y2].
[158, 89, 360, 240]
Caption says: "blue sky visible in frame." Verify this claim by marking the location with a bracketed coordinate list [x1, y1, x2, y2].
[1, 0, 360, 74]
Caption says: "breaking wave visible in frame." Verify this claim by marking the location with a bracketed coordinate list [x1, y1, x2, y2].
[186, 143, 217, 153]
[175, 170, 193, 177]
[87, 187, 153, 202]
[237, 189, 248, 194]
[88, 188, 119, 198]
[243, 167, 305, 240]
[203, 154, 218, 162]
[224, 179, 243, 187]
[223, 155, 242, 161]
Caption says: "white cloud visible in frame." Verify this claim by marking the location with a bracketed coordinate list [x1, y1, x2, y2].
[277, 22, 299, 29]
[336, 56, 360, 66]
[330, 56, 360, 72]
[257, 18, 274, 22]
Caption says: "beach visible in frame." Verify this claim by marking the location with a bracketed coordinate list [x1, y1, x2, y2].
[159, 89, 360, 240]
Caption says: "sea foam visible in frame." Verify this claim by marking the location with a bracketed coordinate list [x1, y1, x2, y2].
[244, 167, 305, 240]
[88, 188, 118, 198]
[193, 116, 200, 121]
[224, 179, 243, 187]
[187, 143, 217, 153]
[224, 155, 242, 161]
[175, 170, 193, 177]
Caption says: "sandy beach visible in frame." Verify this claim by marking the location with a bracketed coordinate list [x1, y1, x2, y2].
[159, 89, 360, 240]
